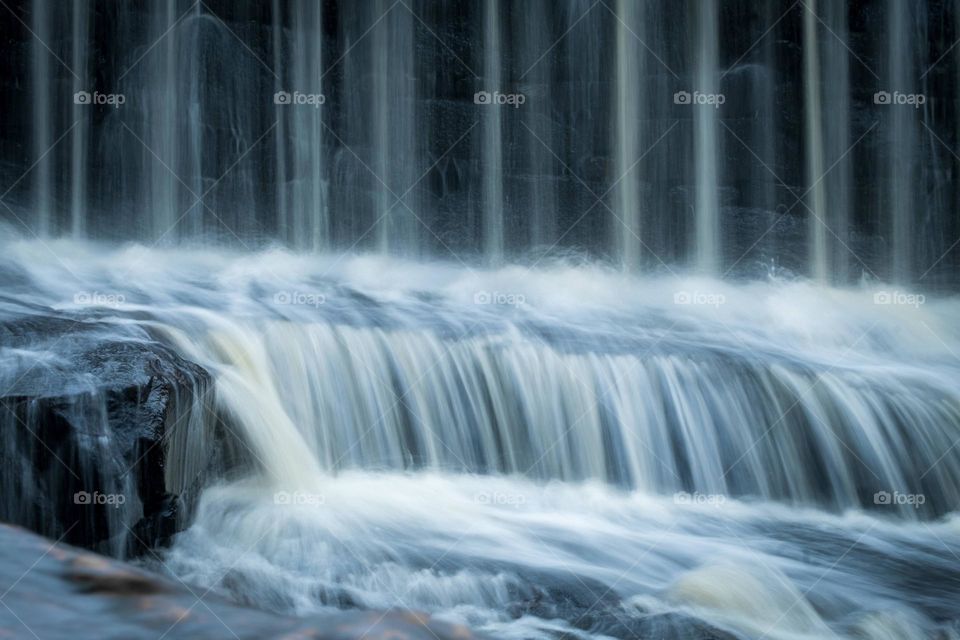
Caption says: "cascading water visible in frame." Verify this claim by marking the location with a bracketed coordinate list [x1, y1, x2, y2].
[613, 0, 643, 270]
[517, 0, 556, 252]
[821, 0, 852, 284]
[694, 0, 720, 274]
[145, 0, 181, 240]
[368, 0, 422, 257]
[289, 1, 327, 251]
[3, 1, 960, 639]
[804, 0, 828, 284]
[30, 0, 52, 237]
[2, 239, 959, 638]
[481, 0, 504, 264]
[271, 0, 288, 244]
[69, 0, 88, 238]
[5, 1, 959, 283]
[886, 0, 920, 284]
[750, 2, 782, 270]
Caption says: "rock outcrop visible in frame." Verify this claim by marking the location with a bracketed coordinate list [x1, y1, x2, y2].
[0, 311, 217, 556]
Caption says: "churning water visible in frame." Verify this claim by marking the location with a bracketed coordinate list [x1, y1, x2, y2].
[5, 1, 960, 637]
[2, 238, 959, 638]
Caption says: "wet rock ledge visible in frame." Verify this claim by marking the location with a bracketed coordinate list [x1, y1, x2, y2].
[0, 523, 485, 639]
[0, 311, 219, 555]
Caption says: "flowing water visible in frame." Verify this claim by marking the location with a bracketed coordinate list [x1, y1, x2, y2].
[3, 1, 960, 638]
[6, 1, 958, 284]
[694, 0, 720, 275]
[1, 239, 959, 638]
[612, 0, 644, 271]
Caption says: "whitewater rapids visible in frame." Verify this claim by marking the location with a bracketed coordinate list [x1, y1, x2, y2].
[2, 238, 959, 638]
[163, 472, 960, 640]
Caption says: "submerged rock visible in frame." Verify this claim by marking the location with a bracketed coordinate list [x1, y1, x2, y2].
[503, 570, 742, 639]
[0, 312, 217, 556]
[0, 523, 486, 639]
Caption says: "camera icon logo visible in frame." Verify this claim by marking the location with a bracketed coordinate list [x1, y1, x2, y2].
[274, 291, 291, 305]
[874, 491, 892, 505]
[674, 91, 691, 105]
[873, 91, 891, 105]
[673, 291, 691, 304]
[474, 91, 492, 105]
[274, 491, 291, 505]
[274, 91, 292, 105]
[873, 291, 891, 305]
[74, 91, 91, 105]
[74, 491, 91, 504]
[473, 291, 492, 305]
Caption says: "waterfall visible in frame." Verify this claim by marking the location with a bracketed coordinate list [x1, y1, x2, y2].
[184, 318, 960, 517]
[271, 0, 289, 245]
[6, 241, 959, 521]
[3, 240, 959, 639]
[482, 0, 504, 264]
[694, 0, 720, 274]
[804, 1, 828, 283]
[4, 3, 960, 638]
[149, 0, 182, 241]
[613, 0, 643, 270]
[290, 1, 327, 250]
[757, 3, 780, 264]
[5, 1, 959, 285]
[372, 0, 393, 253]
[30, 0, 53, 236]
[371, 0, 419, 256]
[887, 0, 919, 283]
[180, 3, 206, 239]
[69, 1, 88, 239]
[518, 0, 556, 252]
[821, 1, 852, 283]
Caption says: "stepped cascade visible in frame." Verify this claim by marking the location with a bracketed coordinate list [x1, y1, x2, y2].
[1, 2, 960, 639]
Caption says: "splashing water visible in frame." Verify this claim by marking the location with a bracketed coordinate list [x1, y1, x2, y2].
[2, 239, 959, 638]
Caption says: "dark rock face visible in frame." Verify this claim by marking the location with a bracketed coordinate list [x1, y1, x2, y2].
[0, 523, 487, 640]
[0, 312, 217, 556]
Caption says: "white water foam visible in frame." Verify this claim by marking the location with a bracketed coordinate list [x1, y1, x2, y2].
[2, 239, 959, 637]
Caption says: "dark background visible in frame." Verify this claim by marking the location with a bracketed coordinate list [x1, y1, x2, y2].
[0, 0, 957, 287]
